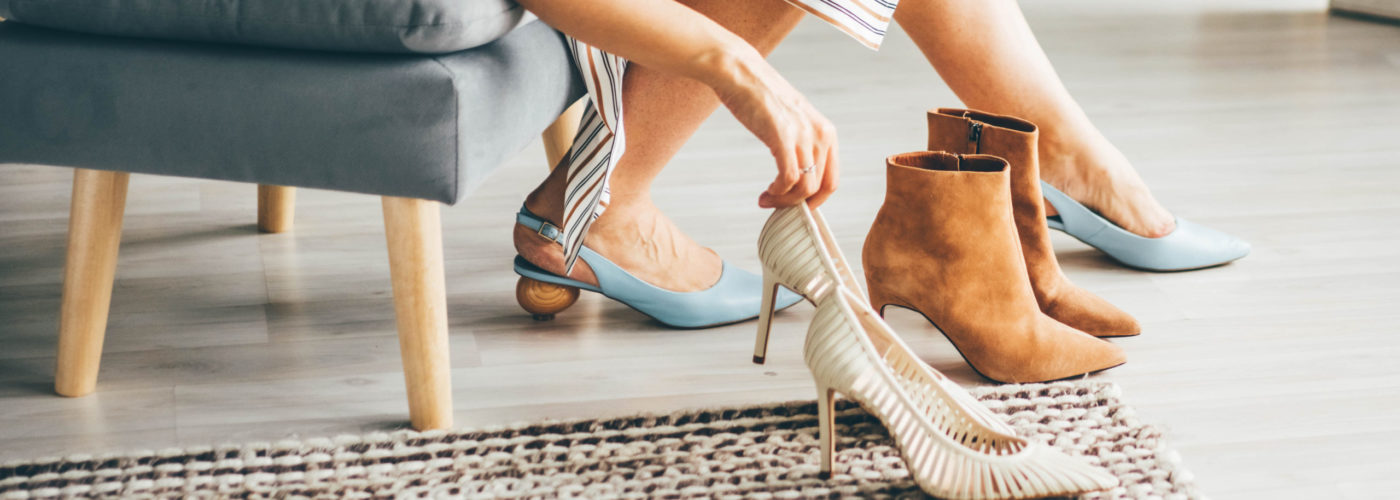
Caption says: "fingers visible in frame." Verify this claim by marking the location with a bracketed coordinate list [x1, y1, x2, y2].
[760, 132, 802, 208]
[807, 139, 840, 208]
[761, 139, 818, 208]
[803, 142, 828, 204]
[806, 121, 839, 207]
[761, 118, 839, 209]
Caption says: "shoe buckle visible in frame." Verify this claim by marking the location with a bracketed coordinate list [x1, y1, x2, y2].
[535, 221, 559, 242]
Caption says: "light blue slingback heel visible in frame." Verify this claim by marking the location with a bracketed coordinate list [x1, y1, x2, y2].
[513, 206, 803, 328]
[1041, 181, 1250, 272]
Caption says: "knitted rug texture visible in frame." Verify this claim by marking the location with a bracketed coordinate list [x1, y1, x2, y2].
[0, 381, 1199, 499]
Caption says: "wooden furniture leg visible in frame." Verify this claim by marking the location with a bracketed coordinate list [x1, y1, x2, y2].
[541, 98, 585, 170]
[381, 196, 453, 430]
[55, 169, 130, 397]
[257, 184, 296, 233]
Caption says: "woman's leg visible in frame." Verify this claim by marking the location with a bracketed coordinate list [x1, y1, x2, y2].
[895, 0, 1176, 238]
[517, 0, 805, 291]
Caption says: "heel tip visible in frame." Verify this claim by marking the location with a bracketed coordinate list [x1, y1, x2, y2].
[817, 471, 831, 480]
[752, 355, 765, 364]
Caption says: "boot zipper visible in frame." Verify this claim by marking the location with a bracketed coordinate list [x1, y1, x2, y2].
[968, 122, 983, 153]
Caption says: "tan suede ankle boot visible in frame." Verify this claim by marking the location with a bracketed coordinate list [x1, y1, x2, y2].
[862, 152, 1126, 383]
[926, 108, 1140, 337]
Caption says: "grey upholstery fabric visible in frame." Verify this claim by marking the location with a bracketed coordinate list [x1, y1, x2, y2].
[0, 0, 526, 54]
[0, 21, 584, 203]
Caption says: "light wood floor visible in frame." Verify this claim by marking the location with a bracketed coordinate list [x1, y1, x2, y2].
[2, 1, 1398, 497]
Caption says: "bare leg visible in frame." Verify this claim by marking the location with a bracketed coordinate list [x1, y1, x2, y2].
[895, 0, 1176, 238]
[517, 0, 805, 291]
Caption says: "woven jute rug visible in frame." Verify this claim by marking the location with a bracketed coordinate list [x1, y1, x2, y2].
[0, 381, 1199, 499]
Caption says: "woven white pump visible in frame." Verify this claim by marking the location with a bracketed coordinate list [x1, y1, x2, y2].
[756, 204, 1118, 499]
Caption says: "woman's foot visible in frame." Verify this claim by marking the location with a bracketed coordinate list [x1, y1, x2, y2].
[1039, 131, 1177, 238]
[514, 168, 724, 293]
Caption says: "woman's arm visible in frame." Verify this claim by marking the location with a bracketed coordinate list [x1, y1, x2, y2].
[517, 0, 839, 208]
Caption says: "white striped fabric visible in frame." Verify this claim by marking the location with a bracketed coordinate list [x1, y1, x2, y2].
[558, 39, 627, 272]
[781, 0, 897, 50]
[556, 0, 896, 271]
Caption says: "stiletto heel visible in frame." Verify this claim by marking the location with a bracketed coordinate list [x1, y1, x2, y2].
[752, 203, 863, 363]
[753, 269, 780, 364]
[759, 202, 1117, 499]
[805, 288, 1117, 499]
[816, 384, 836, 480]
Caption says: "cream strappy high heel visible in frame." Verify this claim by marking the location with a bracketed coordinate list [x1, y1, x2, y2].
[812, 288, 1117, 499]
[756, 204, 1118, 499]
[758, 204, 1007, 427]
[753, 203, 864, 363]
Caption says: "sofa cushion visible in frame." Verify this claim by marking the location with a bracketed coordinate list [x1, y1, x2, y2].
[0, 20, 585, 203]
[0, 0, 526, 54]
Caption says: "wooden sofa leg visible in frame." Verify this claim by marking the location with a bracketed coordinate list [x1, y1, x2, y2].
[381, 196, 453, 430]
[541, 98, 585, 170]
[55, 169, 130, 397]
[257, 184, 295, 233]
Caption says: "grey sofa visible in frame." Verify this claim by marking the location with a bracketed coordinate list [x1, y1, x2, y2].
[0, 11, 584, 430]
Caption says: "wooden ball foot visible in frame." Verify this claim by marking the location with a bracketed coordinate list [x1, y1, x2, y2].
[516, 276, 579, 321]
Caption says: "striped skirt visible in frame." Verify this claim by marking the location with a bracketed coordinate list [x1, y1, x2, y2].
[555, 0, 895, 271]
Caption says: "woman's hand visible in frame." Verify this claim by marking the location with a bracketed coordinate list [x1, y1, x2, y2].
[707, 50, 840, 208]
[516, 0, 839, 207]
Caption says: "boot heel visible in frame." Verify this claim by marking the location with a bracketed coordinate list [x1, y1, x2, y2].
[753, 268, 780, 364]
[816, 384, 836, 479]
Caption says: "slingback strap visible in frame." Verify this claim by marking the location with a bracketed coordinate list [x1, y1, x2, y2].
[516, 205, 563, 244]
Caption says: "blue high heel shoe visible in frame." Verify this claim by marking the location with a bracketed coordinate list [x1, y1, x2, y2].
[513, 206, 803, 328]
[1041, 182, 1250, 272]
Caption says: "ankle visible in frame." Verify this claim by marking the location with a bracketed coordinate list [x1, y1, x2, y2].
[524, 168, 572, 223]
[586, 194, 656, 230]
[1039, 125, 1103, 175]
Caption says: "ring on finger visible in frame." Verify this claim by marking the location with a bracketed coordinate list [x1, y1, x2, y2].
[800, 165, 816, 175]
